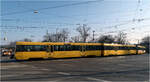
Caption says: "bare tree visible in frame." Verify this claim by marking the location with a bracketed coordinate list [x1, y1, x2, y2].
[115, 31, 127, 44]
[21, 38, 32, 42]
[71, 36, 80, 43]
[60, 28, 69, 42]
[42, 28, 69, 42]
[141, 36, 150, 44]
[76, 24, 91, 42]
[97, 35, 115, 43]
[43, 33, 54, 42]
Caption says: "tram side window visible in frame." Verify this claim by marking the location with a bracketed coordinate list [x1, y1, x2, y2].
[16, 45, 24, 51]
[128, 47, 131, 50]
[90, 46, 96, 50]
[85, 45, 101, 50]
[16, 45, 46, 51]
[54, 45, 71, 51]
[142, 48, 146, 50]
[85, 46, 90, 50]
[28, 45, 46, 51]
[118, 46, 122, 50]
[54, 45, 65, 51]
[129, 47, 136, 50]
[124, 46, 129, 50]
[96, 46, 102, 50]
[104, 46, 114, 50]
[119, 46, 127, 50]
[34, 45, 46, 51]
[54, 45, 62, 51]
[72, 45, 80, 50]
[136, 47, 139, 50]
[138, 47, 145, 50]
[86, 46, 93, 50]
[25, 45, 33, 51]
[60, 45, 65, 51]
[118, 46, 126, 50]
[65, 45, 72, 51]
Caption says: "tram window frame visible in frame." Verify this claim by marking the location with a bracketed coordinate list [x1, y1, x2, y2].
[82, 46, 86, 51]
[51, 45, 54, 52]
[16, 45, 47, 52]
[104, 46, 114, 50]
[85, 45, 101, 50]
[85, 45, 90, 50]
[46, 45, 49, 52]
[80, 46, 83, 51]
[34, 45, 47, 51]
[85, 45, 93, 50]
[128, 47, 131, 50]
[129, 47, 136, 50]
[72, 45, 80, 51]
[118, 46, 125, 50]
[118, 46, 122, 50]
[95, 46, 98, 50]
[136, 47, 139, 50]
[54, 45, 65, 51]
[16, 45, 24, 52]
[125, 46, 129, 50]
[65, 45, 72, 51]
[96, 46, 102, 50]
[54, 45, 58, 51]
[53, 45, 73, 51]
[59, 45, 65, 51]
[138, 47, 145, 50]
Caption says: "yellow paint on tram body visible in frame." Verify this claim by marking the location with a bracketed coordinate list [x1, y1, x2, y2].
[15, 42, 146, 60]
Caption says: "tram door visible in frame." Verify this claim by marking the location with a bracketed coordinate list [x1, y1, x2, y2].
[80, 46, 86, 57]
[46, 45, 52, 58]
[114, 46, 118, 55]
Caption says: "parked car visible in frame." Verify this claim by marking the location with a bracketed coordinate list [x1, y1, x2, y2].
[2, 49, 13, 56]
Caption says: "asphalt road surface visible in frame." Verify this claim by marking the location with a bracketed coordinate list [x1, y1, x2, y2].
[1, 54, 149, 81]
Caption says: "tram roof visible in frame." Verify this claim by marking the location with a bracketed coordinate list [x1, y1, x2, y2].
[16, 42, 144, 48]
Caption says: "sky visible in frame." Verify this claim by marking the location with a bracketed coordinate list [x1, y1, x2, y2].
[1, 0, 150, 45]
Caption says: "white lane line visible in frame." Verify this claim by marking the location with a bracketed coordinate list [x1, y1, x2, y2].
[1, 75, 20, 78]
[1, 65, 28, 69]
[87, 77, 110, 82]
[87, 77, 101, 81]
[41, 68, 50, 71]
[57, 72, 71, 75]
[118, 64, 131, 66]
[1, 71, 43, 78]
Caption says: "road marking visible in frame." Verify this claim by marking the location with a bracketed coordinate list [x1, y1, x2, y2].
[1, 65, 28, 69]
[57, 72, 71, 75]
[41, 68, 50, 71]
[1, 75, 20, 78]
[119, 64, 131, 66]
[87, 77, 110, 82]
[87, 77, 101, 81]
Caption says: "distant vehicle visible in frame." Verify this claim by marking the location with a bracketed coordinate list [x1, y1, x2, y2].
[12, 42, 146, 60]
[2, 49, 12, 56]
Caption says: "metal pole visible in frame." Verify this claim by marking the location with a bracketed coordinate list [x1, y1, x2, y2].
[46, 30, 50, 42]
[138, 39, 139, 44]
[93, 30, 95, 42]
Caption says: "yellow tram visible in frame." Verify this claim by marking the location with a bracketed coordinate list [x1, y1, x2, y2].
[14, 42, 146, 60]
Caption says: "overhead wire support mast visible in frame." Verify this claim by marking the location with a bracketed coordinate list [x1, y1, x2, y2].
[93, 30, 95, 42]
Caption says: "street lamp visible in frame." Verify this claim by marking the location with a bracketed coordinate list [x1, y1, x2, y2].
[34, 10, 38, 13]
